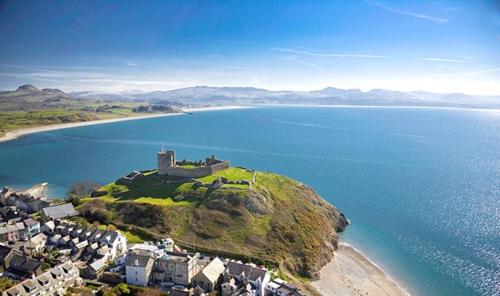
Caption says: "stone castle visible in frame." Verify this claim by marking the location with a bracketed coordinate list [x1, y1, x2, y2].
[157, 149, 229, 178]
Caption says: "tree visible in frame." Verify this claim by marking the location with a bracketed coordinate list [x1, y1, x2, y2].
[0, 277, 15, 292]
[68, 180, 101, 198]
[112, 283, 131, 295]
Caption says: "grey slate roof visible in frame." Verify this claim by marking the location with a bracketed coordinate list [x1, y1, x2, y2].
[41, 203, 78, 219]
[126, 250, 154, 268]
[226, 262, 268, 282]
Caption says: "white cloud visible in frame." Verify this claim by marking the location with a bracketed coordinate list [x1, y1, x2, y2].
[367, 1, 449, 24]
[272, 48, 389, 59]
[418, 57, 464, 63]
[279, 56, 323, 71]
[466, 67, 500, 76]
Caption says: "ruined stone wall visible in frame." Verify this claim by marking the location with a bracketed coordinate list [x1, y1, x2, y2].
[164, 161, 230, 178]
[209, 161, 230, 174]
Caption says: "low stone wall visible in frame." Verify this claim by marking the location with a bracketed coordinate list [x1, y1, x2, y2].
[165, 161, 229, 178]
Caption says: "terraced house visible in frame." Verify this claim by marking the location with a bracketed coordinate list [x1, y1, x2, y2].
[2, 261, 81, 296]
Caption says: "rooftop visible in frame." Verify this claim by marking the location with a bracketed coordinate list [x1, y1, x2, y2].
[42, 203, 78, 219]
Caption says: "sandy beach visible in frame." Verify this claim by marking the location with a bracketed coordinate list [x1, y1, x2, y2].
[0, 105, 250, 143]
[312, 243, 410, 296]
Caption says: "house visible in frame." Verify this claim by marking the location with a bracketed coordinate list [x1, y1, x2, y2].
[2, 261, 81, 296]
[40, 220, 55, 235]
[41, 203, 78, 220]
[222, 278, 239, 296]
[152, 251, 203, 286]
[0, 222, 26, 242]
[89, 229, 105, 243]
[71, 240, 89, 260]
[0, 206, 25, 222]
[222, 262, 270, 296]
[85, 258, 107, 279]
[0, 244, 15, 269]
[15, 222, 27, 240]
[275, 283, 302, 296]
[0, 224, 19, 242]
[99, 230, 128, 260]
[4, 251, 42, 280]
[126, 250, 155, 287]
[23, 233, 47, 256]
[192, 257, 225, 292]
[22, 218, 40, 237]
[79, 227, 96, 241]
[265, 279, 302, 296]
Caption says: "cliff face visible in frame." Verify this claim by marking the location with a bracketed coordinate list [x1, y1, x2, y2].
[81, 169, 348, 278]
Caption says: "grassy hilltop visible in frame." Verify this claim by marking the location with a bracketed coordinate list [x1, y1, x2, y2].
[79, 167, 348, 282]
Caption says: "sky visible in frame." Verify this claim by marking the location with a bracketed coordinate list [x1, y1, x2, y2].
[0, 0, 499, 95]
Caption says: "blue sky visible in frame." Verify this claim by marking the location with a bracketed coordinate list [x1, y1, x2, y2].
[0, 0, 499, 94]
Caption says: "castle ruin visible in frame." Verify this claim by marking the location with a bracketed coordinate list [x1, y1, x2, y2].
[157, 149, 229, 178]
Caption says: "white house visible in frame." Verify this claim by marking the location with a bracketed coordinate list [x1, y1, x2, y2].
[99, 230, 127, 261]
[125, 250, 155, 287]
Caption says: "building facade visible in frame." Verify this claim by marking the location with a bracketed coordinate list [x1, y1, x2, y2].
[152, 251, 202, 286]
[126, 250, 155, 287]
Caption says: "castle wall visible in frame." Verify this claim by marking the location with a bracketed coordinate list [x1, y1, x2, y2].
[163, 161, 230, 178]
[158, 151, 175, 176]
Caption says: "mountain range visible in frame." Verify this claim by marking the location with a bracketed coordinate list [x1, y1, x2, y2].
[2, 84, 499, 110]
[71, 86, 500, 109]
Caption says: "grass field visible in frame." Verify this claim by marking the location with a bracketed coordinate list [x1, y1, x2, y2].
[0, 109, 99, 136]
[0, 102, 174, 137]
[91, 167, 258, 207]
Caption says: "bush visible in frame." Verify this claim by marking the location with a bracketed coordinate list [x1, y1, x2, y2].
[83, 208, 112, 225]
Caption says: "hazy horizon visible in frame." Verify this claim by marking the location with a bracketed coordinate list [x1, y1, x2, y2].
[0, 1, 499, 96]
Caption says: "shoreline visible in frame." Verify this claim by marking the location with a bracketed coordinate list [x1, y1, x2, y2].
[0, 105, 250, 144]
[312, 242, 411, 296]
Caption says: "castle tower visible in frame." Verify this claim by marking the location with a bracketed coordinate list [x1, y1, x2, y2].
[158, 148, 175, 175]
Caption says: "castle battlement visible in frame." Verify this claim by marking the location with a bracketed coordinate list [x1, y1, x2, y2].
[157, 149, 229, 178]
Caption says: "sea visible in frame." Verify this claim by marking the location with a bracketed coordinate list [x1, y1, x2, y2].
[0, 106, 498, 296]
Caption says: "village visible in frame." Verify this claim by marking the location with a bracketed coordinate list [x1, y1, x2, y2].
[0, 151, 303, 296]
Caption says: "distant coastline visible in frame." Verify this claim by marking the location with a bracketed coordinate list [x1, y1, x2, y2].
[0, 105, 250, 144]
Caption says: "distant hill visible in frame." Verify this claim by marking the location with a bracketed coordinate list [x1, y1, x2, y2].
[71, 85, 500, 109]
[0, 84, 79, 111]
[0, 85, 179, 137]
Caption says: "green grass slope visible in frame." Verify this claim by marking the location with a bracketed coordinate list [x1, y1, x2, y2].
[80, 167, 348, 279]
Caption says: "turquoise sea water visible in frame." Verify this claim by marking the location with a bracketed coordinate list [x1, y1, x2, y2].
[0, 107, 498, 295]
